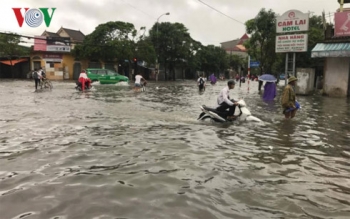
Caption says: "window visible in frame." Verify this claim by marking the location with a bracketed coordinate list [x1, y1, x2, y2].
[98, 70, 107, 75]
[46, 61, 60, 68]
[107, 70, 118, 75]
[89, 70, 98, 75]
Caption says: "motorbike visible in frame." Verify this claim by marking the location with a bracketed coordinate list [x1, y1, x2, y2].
[197, 99, 262, 123]
[75, 81, 92, 91]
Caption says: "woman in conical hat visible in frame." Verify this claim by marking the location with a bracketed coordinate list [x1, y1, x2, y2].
[281, 76, 299, 119]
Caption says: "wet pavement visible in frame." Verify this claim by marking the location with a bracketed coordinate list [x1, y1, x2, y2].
[0, 79, 350, 219]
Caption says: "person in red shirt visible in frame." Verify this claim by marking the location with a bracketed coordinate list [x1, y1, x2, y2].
[78, 69, 91, 91]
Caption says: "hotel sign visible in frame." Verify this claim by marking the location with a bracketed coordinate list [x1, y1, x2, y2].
[276, 10, 309, 33]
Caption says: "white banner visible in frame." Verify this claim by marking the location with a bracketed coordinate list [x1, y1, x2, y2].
[275, 34, 308, 53]
[44, 58, 62, 62]
[276, 10, 309, 33]
[46, 45, 71, 52]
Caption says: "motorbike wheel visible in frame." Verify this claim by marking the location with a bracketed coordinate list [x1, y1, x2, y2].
[44, 81, 53, 91]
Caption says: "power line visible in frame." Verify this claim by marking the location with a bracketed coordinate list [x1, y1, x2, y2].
[119, 0, 155, 19]
[0, 32, 153, 49]
[197, 0, 245, 25]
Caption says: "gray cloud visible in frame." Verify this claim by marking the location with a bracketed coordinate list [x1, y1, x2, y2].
[5, 0, 340, 46]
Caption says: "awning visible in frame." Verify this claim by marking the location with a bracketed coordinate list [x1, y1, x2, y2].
[311, 43, 350, 58]
[0, 58, 28, 66]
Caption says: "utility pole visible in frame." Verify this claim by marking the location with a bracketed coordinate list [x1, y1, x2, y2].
[156, 12, 170, 81]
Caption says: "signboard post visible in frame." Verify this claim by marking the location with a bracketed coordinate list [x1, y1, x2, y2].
[276, 9, 309, 85]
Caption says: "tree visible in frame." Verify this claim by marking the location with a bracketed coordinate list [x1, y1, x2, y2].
[197, 45, 229, 75]
[135, 36, 156, 66]
[72, 21, 138, 76]
[229, 54, 245, 72]
[245, 8, 277, 74]
[149, 22, 194, 80]
[0, 33, 29, 77]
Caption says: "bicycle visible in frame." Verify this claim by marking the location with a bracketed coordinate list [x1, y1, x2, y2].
[40, 77, 53, 91]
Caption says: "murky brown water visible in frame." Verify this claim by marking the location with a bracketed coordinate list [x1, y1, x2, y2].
[0, 79, 350, 219]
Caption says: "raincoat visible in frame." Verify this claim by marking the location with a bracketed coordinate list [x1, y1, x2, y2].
[263, 82, 277, 101]
[281, 84, 296, 109]
[209, 74, 217, 84]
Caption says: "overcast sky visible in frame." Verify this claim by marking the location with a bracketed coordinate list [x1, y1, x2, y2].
[0, 0, 340, 46]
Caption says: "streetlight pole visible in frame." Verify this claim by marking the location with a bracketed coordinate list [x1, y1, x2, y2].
[156, 12, 170, 81]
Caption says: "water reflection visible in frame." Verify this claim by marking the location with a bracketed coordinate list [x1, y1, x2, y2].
[0, 80, 349, 219]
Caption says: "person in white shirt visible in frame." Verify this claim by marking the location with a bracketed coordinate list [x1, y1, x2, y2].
[37, 68, 42, 79]
[134, 74, 147, 91]
[78, 69, 91, 91]
[216, 80, 239, 120]
[197, 74, 206, 91]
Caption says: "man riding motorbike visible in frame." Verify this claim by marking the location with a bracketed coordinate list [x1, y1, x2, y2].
[216, 79, 239, 120]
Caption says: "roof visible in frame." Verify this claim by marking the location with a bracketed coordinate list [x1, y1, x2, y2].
[311, 43, 350, 58]
[220, 33, 249, 50]
[58, 27, 85, 42]
[235, 44, 247, 52]
[42, 31, 60, 37]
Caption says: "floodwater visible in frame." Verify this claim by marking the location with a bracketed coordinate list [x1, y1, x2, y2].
[0, 79, 350, 219]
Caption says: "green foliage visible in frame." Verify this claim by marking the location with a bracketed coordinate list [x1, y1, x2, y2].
[295, 15, 325, 68]
[228, 54, 245, 72]
[149, 22, 197, 79]
[196, 45, 228, 74]
[135, 37, 156, 65]
[245, 8, 277, 73]
[0, 33, 28, 58]
[72, 21, 137, 62]
[198, 45, 229, 73]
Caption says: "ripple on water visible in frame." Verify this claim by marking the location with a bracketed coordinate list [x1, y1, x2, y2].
[0, 80, 350, 218]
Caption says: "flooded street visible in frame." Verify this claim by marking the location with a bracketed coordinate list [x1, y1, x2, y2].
[0, 79, 350, 219]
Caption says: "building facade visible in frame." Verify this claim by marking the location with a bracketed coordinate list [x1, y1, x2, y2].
[220, 34, 249, 58]
[30, 27, 88, 80]
[311, 4, 350, 97]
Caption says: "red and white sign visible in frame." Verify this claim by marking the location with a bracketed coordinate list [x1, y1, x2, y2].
[275, 34, 308, 53]
[334, 12, 350, 36]
[277, 10, 309, 33]
[34, 36, 71, 52]
[34, 36, 47, 51]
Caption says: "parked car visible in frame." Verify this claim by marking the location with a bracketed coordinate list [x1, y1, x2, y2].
[86, 68, 129, 84]
[279, 74, 285, 80]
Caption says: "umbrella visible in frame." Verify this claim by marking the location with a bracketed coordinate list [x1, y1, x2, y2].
[258, 74, 277, 82]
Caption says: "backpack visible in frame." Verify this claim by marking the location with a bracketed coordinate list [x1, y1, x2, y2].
[41, 70, 46, 78]
[199, 78, 204, 85]
[32, 71, 38, 79]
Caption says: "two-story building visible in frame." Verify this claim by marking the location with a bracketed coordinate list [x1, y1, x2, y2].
[30, 27, 88, 80]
